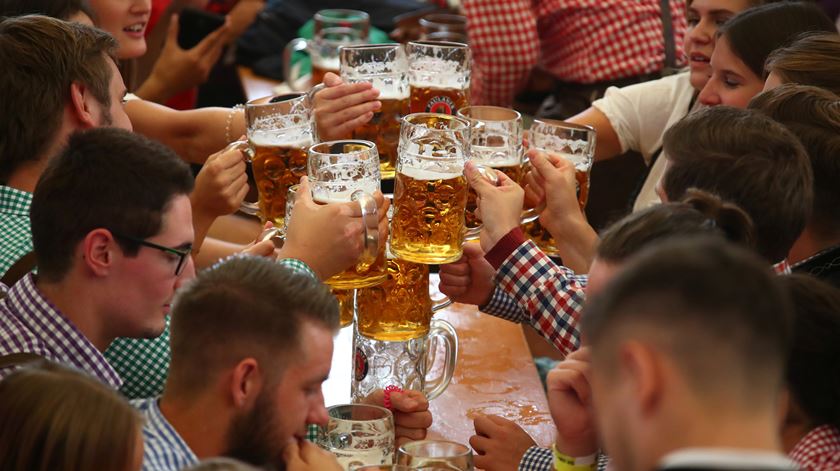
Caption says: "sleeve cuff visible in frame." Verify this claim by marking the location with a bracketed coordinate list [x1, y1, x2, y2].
[485, 227, 527, 269]
[519, 446, 555, 471]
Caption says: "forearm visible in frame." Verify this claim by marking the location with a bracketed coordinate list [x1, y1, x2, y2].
[126, 100, 244, 164]
[134, 73, 176, 104]
[193, 237, 245, 269]
[543, 215, 599, 274]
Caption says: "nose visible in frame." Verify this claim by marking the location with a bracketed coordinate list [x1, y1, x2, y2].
[174, 257, 196, 289]
[307, 399, 329, 427]
[131, 0, 151, 14]
[698, 79, 721, 106]
[688, 19, 713, 44]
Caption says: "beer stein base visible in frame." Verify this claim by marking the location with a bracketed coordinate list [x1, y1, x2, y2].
[327, 273, 388, 290]
[389, 250, 463, 265]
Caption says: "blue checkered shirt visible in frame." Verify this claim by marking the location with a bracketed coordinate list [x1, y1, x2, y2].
[133, 398, 199, 471]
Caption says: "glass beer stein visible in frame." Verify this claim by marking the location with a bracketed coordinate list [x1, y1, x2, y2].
[397, 440, 474, 471]
[232, 93, 315, 227]
[407, 41, 471, 115]
[523, 120, 596, 257]
[332, 288, 356, 328]
[390, 113, 471, 264]
[306, 140, 387, 289]
[340, 44, 410, 180]
[318, 404, 395, 470]
[457, 106, 525, 229]
[284, 9, 370, 90]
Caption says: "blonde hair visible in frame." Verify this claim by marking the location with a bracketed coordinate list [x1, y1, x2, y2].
[0, 361, 142, 471]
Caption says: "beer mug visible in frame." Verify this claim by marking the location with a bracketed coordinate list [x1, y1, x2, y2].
[332, 288, 356, 328]
[397, 440, 474, 471]
[407, 41, 471, 115]
[390, 113, 471, 264]
[457, 106, 525, 229]
[306, 140, 387, 289]
[419, 13, 468, 43]
[284, 9, 370, 90]
[233, 93, 314, 227]
[318, 404, 395, 470]
[523, 120, 596, 256]
[340, 44, 410, 180]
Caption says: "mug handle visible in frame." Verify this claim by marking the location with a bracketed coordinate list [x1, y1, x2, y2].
[351, 191, 380, 268]
[282, 37, 310, 92]
[223, 139, 260, 217]
[423, 318, 458, 401]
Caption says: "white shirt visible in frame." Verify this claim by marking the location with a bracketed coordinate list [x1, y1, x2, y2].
[659, 448, 796, 470]
[592, 71, 697, 211]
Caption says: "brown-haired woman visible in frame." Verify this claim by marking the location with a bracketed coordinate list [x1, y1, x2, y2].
[764, 32, 840, 95]
[0, 361, 144, 471]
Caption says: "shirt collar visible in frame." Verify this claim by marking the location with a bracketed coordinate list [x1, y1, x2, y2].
[4, 273, 122, 389]
[0, 185, 33, 217]
[659, 448, 796, 469]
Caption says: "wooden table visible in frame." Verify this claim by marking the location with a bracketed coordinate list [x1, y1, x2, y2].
[237, 66, 556, 448]
[322, 276, 555, 449]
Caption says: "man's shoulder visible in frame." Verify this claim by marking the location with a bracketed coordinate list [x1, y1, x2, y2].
[133, 398, 199, 471]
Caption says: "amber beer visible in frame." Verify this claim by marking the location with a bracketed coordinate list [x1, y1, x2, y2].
[331, 288, 355, 327]
[352, 94, 409, 179]
[356, 258, 434, 341]
[250, 137, 310, 227]
[311, 55, 340, 87]
[390, 168, 468, 264]
[409, 83, 469, 115]
[465, 161, 523, 228]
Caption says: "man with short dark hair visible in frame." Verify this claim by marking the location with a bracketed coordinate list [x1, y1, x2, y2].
[136, 255, 432, 470]
[0, 128, 194, 387]
[749, 84, 840, 286]
[579, 237, 795, 470]
[658, 105, 814, 270]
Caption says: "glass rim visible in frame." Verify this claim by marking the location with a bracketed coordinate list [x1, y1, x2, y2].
[246, 92, 307, 108]
[457, 105, 521, 123]
[419, 13, 468, 27]
[339, 43, 402, 52]
[401, 113, 470, 131]
[314, 9, 370, 23]
[407, 39, 469, 50]
[531, 118, 596, 135]
[327, 403, 393, 421]
[308, 139, 377, 157]
[397, 439, 472, 457]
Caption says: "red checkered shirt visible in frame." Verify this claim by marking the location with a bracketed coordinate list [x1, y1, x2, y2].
[790, 425, 840, 470]
[462, 0, 688, 107]
[480, 227, 585, 357]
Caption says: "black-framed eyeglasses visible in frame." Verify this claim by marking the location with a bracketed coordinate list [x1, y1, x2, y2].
[111, 232, 192, 276]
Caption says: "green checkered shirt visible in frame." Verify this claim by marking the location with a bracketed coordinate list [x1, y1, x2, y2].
[0, 186, 34, 278]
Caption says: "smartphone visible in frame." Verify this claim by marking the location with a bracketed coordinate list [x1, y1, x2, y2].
[177, 7, 225, 50]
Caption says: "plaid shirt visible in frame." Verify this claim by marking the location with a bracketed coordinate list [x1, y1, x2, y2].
[133, 398, 199, 471]
[481, 228, 586, 357]
[0, 273, 122, 388]
[463, 0, 687, 106]
[107, 257, 316, 400]
[0, 185, 34, 278]
[790, 425, 840, 470]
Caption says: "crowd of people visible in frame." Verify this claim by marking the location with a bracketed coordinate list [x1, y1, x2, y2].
[0, 0, 839, 470]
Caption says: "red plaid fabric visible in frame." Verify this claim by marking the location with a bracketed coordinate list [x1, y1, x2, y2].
[481, 238, 586, 357]
[790, 425, 840, 470]
[463, 0, 687, 106]
[773, 259, 792, 275]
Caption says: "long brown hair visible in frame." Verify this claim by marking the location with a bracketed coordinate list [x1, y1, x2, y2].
[0, 361, 143, 471]
[765, 33, 840, 95]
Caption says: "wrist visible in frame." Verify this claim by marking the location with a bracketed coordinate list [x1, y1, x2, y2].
[551, 443, 598, 471]
[553, 438, 598, 461]
[482, 220, 520, 253]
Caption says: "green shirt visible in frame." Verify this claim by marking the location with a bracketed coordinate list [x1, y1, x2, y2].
[0, 185, 34, 277]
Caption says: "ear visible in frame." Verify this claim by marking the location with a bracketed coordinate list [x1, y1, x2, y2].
[82, 228, 118, 277]
[619, 341, 664, 418]
[228, 358, 265, 411]
[68, 81, 100, 129]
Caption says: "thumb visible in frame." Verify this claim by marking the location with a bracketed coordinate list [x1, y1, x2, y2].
[296, 176, 314, 205]
[323, 72, 344, 87]
[462, 241, 485, 259]
[527, 150, 555, 180]
[464, 161, 495, 196]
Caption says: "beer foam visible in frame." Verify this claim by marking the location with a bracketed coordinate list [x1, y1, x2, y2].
[470, 145, 521, 167]
[249, 132, 313, 149]
[312, 55, 340, 71]
[398, 166, 463, 181]
[377, 89, 410, 101]
[409, 77, 466, 90]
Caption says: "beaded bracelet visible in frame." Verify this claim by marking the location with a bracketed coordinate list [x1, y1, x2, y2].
[224, 104, 245, 144]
